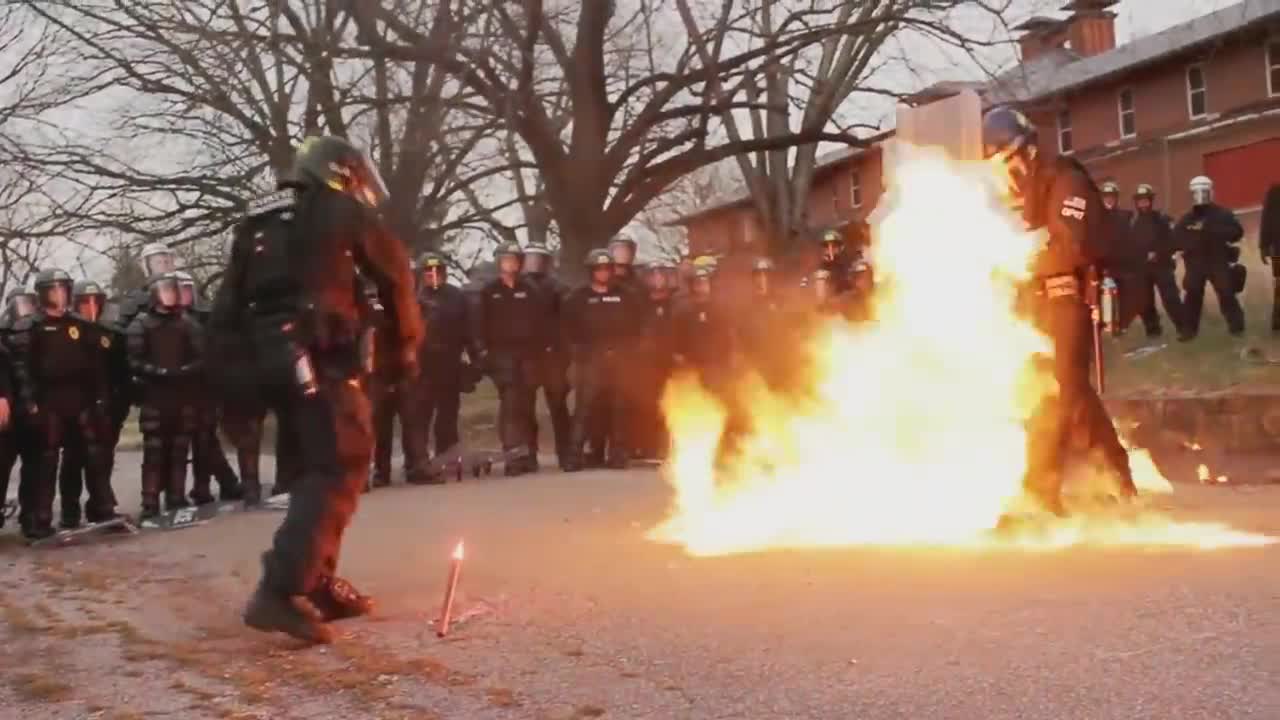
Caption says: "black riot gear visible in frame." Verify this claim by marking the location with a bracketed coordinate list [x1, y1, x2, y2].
[522, 246, 572, 469]
[418, 252, 448, 290]
[7, 290, 35, 321]
[1173, 198, 1245, 337]
[175, 271, 197, 308]
[562, 274, 637, 470]
[149, 273, 181, 314]
[983, 107, 1038, 206]
[415, 269, 479, 469]
[289, 135, 389, 209]
[213, 141, 423, 643]
[523, 243, 553, 275]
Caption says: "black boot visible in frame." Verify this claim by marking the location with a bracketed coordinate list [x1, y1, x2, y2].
[218, 479, 244, 502]
[189, 480, 216, 506]
[308, 577, 375, 622]
[244, 583, 334, 645]
[60, 502, 82, 529]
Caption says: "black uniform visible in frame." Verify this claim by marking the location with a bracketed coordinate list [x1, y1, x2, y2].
[523, 272, 572, 466]
[367, 296, 426, 485]
[1130, 208, 1186, 336]
[10, 312, 117, 534]
[211, 181, 421, 629]
[184, 303, 242, 503]
[126, 305, 205, 516]
[562, 283, 635, 467]
[1019, 157, 1136, 512]
[474, 277, 542, 463]
[1258, 184, 1280, 331]
[0, 313, 37, 530]
[632, 289, 677, 458]
[415, 282, 473, 460]
[1173, 202, 1245, 336]
[56, 316, 127, 526]
[0, 344, 16, 527]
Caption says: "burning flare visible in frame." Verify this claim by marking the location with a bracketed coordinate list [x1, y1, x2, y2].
[650, 146, 1271, 555]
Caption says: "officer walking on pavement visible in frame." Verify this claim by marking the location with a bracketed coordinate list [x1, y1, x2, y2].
[562, 250, 635, 471]
[210, 135, 423, 644]
[474, 242, 540, 476]
[521, 243, 573, 470]
[414, 251, 476, 476]
[1130, 184, 1189, 340]
[983, 107, 1137, 517]
[10, 269, 118, 538]
[1173, 175, 1245, 338]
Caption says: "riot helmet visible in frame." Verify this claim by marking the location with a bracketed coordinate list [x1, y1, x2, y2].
[139, 243, 176, 278]
[752, 257, 775, 295]
[149, 272, 181, 313]
[646, 261, 674, 292]
[418, 251, 448, 290]
[982, 106, 1039, 206]
[609, 235, 637, 267]
[174, 271, 196, 308]
[34, 268, 72, 315]
[6, 289, 36, 319]
[1100, 181, 1120, 210]
[289, 135, 389, 209]
[1134, 183, 1156, 212]
[523, 243, 553, 275]
[494, 241, 524, 277]
[820, 229, 845, 263]
[73, 280, 107, 322]
[1190, 175, 1214, 207]
[585, 248, 614, 287]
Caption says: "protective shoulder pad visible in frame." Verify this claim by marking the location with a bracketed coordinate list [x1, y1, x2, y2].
[246, 189, 295, 220]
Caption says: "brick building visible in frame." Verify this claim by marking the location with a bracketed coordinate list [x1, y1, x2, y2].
[679, 0, 1280, 258]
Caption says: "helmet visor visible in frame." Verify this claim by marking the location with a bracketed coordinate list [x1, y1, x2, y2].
[10, 294, 34, 318]
[1191, 186, 1212, 205]
[75, 295, 102, 321]
[152, 278, 179, 309]
[523, 253, 549, 274]
[178, 283, 195, 308]
[41, 282, 69, 314]
[144, 251, 176, 277]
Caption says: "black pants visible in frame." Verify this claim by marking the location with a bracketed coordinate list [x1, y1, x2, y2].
[1183, 261, 1244, 335]
[223, 399, 299, 499]
[27, 406, 114, 529]
[190, 405, 239, 501]
[1023, 297, 1135, 509]
[6, 421, 40, 529]
[490, 353, 535, 456]
[370, 377, 425, 481]
[140, 405, 196, 514]
[570, 351, 628, 462]
[415, 363, 462, 456]
[1137, 264, 1187, 336]
[630, 352, 671, 458]
[260, 372, 372, 597]
[527, 351, 571, 461]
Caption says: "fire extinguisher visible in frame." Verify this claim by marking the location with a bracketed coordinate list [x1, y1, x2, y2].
[1100, 273, 1120, 336]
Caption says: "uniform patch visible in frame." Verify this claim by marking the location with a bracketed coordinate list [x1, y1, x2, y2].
[514, 292, 527, 299]
[68, 326, 79, 340]
[602, 295, 621, 303]
[1063, 196, 1087, 211]
[246, 190, 294, 219]
[100, 336, 111, 349]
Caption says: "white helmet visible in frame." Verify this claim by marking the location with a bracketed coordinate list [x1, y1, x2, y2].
[139, 242, 176, 278]
[1189, 175, 1214, 206]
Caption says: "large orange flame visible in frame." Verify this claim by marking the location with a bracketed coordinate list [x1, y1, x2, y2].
[650, 146, 1272, 556]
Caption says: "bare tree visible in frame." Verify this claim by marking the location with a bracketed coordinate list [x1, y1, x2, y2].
[344, 0, 891, 277]
[632, 161, 741, 263]
[18, 0, 516, 283]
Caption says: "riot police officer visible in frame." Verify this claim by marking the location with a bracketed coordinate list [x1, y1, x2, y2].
[1130, 184, 1189, 340]
[609, 235, 645, 298]
[1096, 181, 1143, 336]
[10, 269, 117, 538]
[474, 242, 540, 476]
[521, 243, 572, 469]
[632, 261, 678, 459]
[983, 107, 1137, 517]
[0, 290, 36, 530]
[817, 230, 854, 296]
[1174, 175, 1245, 337]
[210, 135, 422, 644]
[103, 243, 178, 330]
[737, 258, 793, 386]
[365, 281, 427, 487]
[57, 280, 125, 527]
[562, 250, 635, 471]
[1260, 184, 1280, 333]
[127, 273, 204, 519]
[413, 252, 474, 475]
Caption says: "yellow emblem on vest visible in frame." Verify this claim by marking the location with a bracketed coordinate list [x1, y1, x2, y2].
[68, 326, 80, 340]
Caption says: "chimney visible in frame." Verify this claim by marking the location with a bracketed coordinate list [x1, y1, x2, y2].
[1015, 17, 1067, 62]
[1061, 0, 1118, 58]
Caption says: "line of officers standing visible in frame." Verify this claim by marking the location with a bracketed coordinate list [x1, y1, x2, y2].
[0, 245, 245, 540]
[1098, 175, 1246, 340]
[378, 231, 874, 480]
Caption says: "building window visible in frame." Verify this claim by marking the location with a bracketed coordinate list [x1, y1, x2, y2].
[1187, 65, 1207, 118]
[1118, 88, 1135, 138]
[850, 169, 862, 208]
[1268, 38, 1280, 96]
[1057, 110, 1073, 154]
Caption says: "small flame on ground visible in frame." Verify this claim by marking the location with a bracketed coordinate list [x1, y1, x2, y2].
[649, 146, 1272, 556]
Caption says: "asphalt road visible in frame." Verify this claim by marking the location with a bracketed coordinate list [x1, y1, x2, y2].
[2, 450, 1279, 719]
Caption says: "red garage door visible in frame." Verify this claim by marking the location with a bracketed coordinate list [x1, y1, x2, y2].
[1204, 138, 1280, 210]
